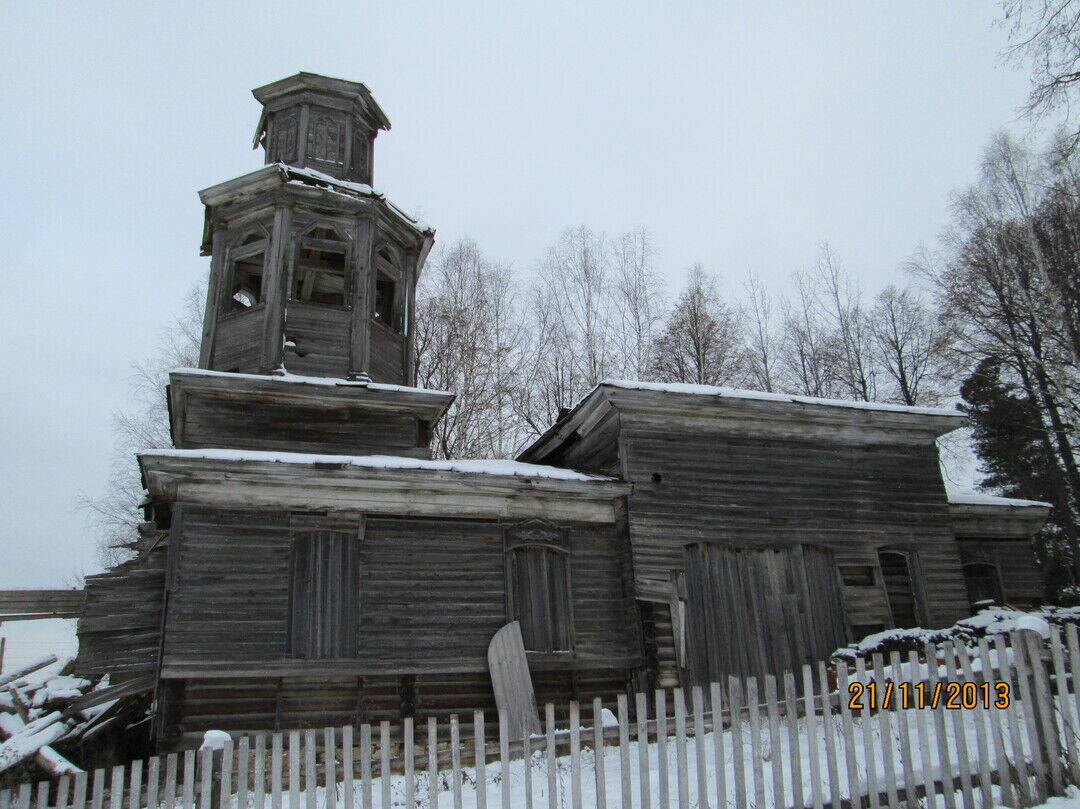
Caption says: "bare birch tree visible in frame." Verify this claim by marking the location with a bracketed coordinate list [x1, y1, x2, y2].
[650, 265, 747, 386]
[742, 270, 784, 393]
[870, 285, 951, 406]
[81, 284, 204, 567]
[609, 228, 666, 379]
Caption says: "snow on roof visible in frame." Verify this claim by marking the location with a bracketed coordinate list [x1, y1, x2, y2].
[600, 379, 967, 419]
[277, 165, 431, 231]
[171, 367, 453, 398]
[141, 448, 616, 483]
[947, 490, 1052, 509]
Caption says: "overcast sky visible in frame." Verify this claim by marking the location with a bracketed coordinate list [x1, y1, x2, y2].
[0, 2, 1050, 665]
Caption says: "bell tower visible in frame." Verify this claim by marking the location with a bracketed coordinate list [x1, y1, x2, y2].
[196, 72, 433, 384]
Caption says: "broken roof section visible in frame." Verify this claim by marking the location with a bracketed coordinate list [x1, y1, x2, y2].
[520, 379, 969, 465]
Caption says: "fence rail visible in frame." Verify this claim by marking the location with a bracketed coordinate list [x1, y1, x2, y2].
[5, 624, 1080, 809]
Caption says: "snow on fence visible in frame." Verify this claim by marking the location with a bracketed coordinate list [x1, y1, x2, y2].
[5, 625, 1080, 809]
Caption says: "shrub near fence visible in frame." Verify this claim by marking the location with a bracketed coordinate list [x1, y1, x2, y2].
[4, 625, 1080, 809]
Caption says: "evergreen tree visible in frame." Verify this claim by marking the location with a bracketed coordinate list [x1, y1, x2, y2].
[959, 358, 1077, 601]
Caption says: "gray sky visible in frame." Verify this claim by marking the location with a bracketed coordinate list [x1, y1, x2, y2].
[0, 1, 1044, 664]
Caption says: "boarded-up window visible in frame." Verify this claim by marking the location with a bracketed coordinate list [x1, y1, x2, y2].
[963, 562, 1004, 610]
[508, 546, 572, 653]
[287, 531, 359, 659]
[878, 549, 924, 629]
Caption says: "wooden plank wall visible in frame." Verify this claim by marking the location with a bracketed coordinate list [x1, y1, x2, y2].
[158, 507, 639, 735]
[211, 309, 263, 373]
[178, 393, 426, 458]
[368, 323, 404, 385]
[75, 546, 166, 677]
[282, 302, 351, 378]
[618, 414, 972, 631]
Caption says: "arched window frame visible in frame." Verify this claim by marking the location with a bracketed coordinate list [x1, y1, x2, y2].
[221, 226, 270, 315]
[291, 223, 352, 308]
[504, 520, 575, 656]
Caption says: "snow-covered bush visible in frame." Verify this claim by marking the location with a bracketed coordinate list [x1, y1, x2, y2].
[831, 605, 1080, 665]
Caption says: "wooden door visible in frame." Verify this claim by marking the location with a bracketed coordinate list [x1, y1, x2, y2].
[682, 543, 847, 689]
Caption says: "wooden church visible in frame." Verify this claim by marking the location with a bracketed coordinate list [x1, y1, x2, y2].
[74, 73, 1051, 749]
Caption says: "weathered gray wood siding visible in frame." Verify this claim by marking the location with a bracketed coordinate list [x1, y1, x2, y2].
[369, 322, 404, 384]
[618, 414, 971, 631]
[958, 538, 1042, 608]
[75, 545, 166, 676]
[282, 301, 351, 377]
[178, 392, 426, 457]
[161, 507, 638, 676]
[211, 308, 263, 372]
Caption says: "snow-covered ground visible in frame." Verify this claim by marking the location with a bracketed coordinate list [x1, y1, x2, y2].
[200, 693, 1071, 809]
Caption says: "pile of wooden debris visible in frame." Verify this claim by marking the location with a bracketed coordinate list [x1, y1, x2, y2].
[0, 656, 152, 787]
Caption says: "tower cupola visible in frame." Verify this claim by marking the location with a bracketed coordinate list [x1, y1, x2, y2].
[252, 72, 390, 185]
[195, 73, 433, 384]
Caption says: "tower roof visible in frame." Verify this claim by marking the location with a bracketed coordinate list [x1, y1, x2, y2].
[252, 72, 391, 130]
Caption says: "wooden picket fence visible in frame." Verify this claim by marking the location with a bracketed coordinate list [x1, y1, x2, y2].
[5, 624, 1080, 809]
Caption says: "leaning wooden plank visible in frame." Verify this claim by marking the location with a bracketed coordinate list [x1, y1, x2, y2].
[34, 782, 47, 809]
[65, 675, 153, 715]
[487, 622, 540, 739]
[72, 769, 89, 809]
[146, 756, 160, 809]
[58, 773, 72, 809]
[1067, 624, 1080, 736]
[0, 656, 58, 689]
[943, 643, 975, 809]
[267, 733, 279, 809]
[1057, 625, 1080, 786]
[111, 764, 124, 809]
[1023, 629, 1064, 793]
[198, 749, 212, 809]
[1012, 631, 1049, 802]
[17, 783, 31, 809]
[91, 769, 105, 809]
[164, 753, 178, 809]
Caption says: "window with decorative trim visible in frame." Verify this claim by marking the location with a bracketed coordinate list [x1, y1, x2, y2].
[505, 520, 574, 654]
[287, 530, 360, 659]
